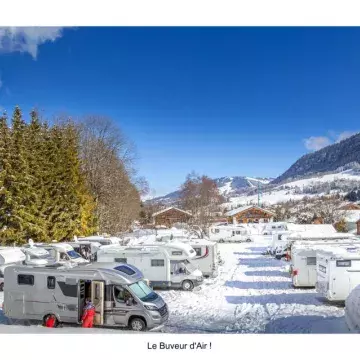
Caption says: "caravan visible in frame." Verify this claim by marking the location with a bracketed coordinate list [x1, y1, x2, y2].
[96, 242, 203, 290]
[3, 262, 168, 331]
[316, 246, 360, 301]
[290, 240, 360, 287]
[208, 225, 253, 243]
[0, 247, 26, 292]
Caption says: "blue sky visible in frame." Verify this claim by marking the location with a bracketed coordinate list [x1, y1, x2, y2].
[0, 27, 359, 196]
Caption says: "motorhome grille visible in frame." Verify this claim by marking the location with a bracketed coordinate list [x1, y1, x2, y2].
[158, 304, 168, 317]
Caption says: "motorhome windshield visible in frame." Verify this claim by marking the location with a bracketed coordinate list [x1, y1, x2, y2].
[128, 281, 158, 302]
[67, 250, 81, 259]
[183, 259, 198, 272]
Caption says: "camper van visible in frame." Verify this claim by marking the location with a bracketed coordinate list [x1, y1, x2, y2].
[208, 225, 253, 243]
[316, 246, 360, 302]
[77, 235, 122, 247]
[290, 240, 360, 287]
[96, 242, 203, 291]
[0, 247, 27, 292]
[3, 262, 168, 331]
[25, 243, 89, 265]
[155, 235, 220, 277]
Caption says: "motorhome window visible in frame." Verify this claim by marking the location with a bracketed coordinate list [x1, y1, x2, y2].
[114, 258, 127, 263]
[0, 269, 3, 277]
[232, 231, 235, 236]
[114, 265, 136, 275]
[278, 235, 283, 240]
[114, 286, 125, 302]
[151, 259, 165, 267]
[336, 260, 352, 267]
[47, 276, 56, 289]
[67, 250, 81, 259]
[172, 251, 183, 256]
[193, 248, 201, 256]
[306, 257, 316, 266]
[215, 229, 220, 233]
[319, 265, 326, 273]
[18, 274, 34, 285]
[236, 231, 241, 235]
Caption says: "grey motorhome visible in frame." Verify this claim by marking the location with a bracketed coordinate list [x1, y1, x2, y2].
[96, 243, 203, 291]
[3, 262, 168, 331]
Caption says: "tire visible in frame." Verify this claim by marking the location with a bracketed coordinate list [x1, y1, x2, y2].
[219, 239, 225, 243]
[0, 283, 3, 292]
[43, 314, 59, 328]
[263, 232, 268, 235]
[182, 280, 194, 291]
[129, 317, 146, 331]
[246, 238, 252, 243]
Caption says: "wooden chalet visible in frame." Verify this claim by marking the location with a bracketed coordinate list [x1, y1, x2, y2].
[152, 207, 192, 228]
[225, 205, 275, 224]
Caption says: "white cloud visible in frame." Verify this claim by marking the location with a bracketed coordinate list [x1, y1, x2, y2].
[0, 27, 65, 59]
[336, 131, 358, 143]
[304, 136, 332, 151]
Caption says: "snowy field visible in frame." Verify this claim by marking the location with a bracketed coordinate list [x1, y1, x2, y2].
[0, 237, 350, 333]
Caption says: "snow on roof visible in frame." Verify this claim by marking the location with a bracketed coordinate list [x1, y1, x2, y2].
[288, 232, 353, 240]
[152, 207, 192, 217]
[318, 246, 360, 259]
[343, 210, 360, 223]
[225, 205, 275, 217]
[286, 223, 337, 234]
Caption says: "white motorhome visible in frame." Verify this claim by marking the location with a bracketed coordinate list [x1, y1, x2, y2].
[0, 247, 26, 292]
[3, 262, 168, 331]
[274, 232, 356, 259]
[24, 243, 89, 265]
[21, 246, 54, 266]
[155, 234, 220, 277]
[290, 240, 360, 287]
[262, 222, 288, 235]
[316, 246, 360, 301]
[96, 242, 203, 291]
[208, 225, 253, 243]
[77, 235, 122, 246]
[345, 284, 360, 333]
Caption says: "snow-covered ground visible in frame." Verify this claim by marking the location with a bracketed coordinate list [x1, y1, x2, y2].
[0, 237, 350, 333]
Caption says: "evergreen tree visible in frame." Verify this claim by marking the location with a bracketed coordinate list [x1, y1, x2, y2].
[0, 112, 12, 244]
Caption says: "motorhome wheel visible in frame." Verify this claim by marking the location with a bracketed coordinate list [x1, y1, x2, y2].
[182, 280, 194, 291]
[246, 238, 252, 242]
[43, 314, 59, 328]
[129, 317, 146, 331]
[219, 239, 224, 243]
[0, 283, 3, 291]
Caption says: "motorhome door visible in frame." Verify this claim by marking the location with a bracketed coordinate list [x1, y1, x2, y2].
[78, 280, 86, 323]
[91, 281, 105, 325]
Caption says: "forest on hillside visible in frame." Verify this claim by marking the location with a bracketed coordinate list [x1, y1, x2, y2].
[0, 106, 147, 244]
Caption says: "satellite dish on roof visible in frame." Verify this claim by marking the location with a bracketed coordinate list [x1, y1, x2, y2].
[28, 239, 34, 247]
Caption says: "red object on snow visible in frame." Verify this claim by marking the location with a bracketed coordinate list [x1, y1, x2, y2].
[45, 316, 56, 328]
[82, 307, 96, 328]
[292, 269, 298, 276]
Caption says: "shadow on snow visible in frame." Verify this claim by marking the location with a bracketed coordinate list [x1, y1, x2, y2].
[246, 247, 268, 252]
[238, 258, 285, 268]
[234, 252, 264, 256]
[263, 315, 349, 334]
[225, 293, 328, 306]
[225, 281, 292, 290]
[244, 270, 290, 278]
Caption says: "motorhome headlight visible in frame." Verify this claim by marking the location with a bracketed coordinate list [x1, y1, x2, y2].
[144, 305, 159, 311]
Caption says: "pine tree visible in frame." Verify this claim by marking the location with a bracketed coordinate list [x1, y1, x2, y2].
[0, 111, 12, 244]
[3, 106, 37, 244]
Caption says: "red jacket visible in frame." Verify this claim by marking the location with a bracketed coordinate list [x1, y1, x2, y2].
[82, 305, 95, 321]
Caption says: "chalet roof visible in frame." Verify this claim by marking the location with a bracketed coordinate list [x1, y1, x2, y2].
[152, 207, 192, 218]
[225, 205, 275, 217]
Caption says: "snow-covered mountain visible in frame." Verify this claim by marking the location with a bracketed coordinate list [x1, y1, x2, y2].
[147, 176, 273, 204]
